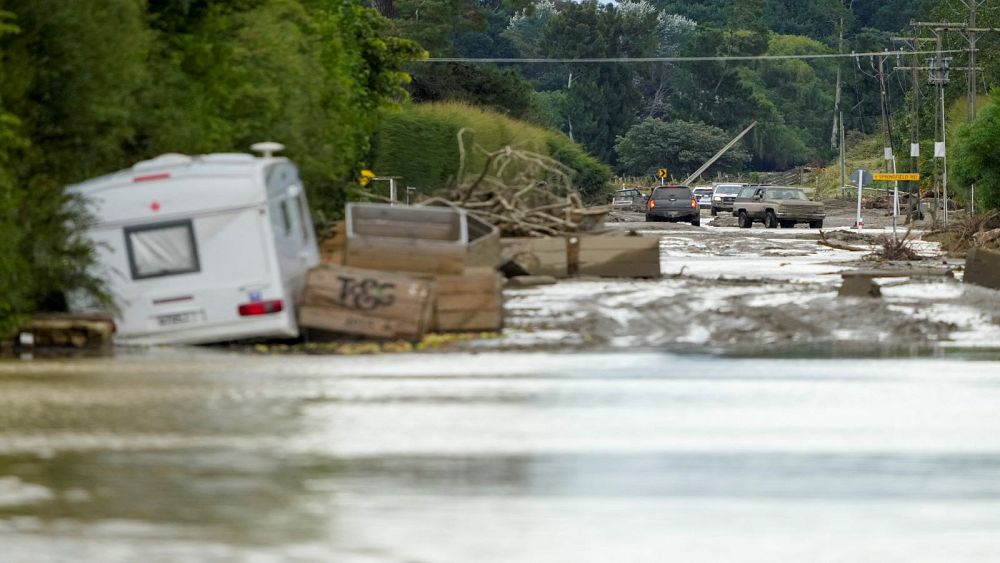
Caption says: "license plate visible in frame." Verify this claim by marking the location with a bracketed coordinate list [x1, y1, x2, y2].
[158, 311, 200, 327]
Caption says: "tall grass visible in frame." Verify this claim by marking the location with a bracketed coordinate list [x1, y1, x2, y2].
[813, 132, 884, 199]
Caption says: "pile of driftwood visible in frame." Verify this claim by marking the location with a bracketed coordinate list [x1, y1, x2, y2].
[957, 210, 1000, 250]
[421, 129, 609, 237]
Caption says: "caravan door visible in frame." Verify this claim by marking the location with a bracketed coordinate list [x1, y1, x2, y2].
[266, 164, 319, 301]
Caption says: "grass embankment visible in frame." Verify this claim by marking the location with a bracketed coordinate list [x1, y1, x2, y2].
[815, 95, 995, 204]
[812, 132, 886, 200]
[370, 102, 612, 203]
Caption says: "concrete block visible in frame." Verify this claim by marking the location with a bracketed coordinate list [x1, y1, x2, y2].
[965, 247, 1000, 291]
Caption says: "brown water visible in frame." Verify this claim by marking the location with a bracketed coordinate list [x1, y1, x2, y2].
[2, 349, 1000, 562]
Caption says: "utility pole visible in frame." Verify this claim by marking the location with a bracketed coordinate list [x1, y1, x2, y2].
[831, 16, 844, 150]
[855, 52, 895, 172]
[912, 12, 999, 217]
[857, 50, 901, 236]
[839, 110, 846, 196]
[893, 34, 936, 221]
[964, 0, 984, 213]
[965, 0, 983, 120]
[935, 29, 950, 227]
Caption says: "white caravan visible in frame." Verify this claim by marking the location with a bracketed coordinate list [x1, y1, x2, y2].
[67, 143, 320, 345]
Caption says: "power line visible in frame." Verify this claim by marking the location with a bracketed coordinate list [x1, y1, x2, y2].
[421, 50, 965, 64]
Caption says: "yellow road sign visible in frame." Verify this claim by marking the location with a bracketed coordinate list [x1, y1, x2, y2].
[359, 169, 375, 186]
[873, 173, 920, 181]
[657, 168, 668, 179]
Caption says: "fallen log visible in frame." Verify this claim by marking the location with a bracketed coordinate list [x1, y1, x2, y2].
[818, 230, 868, 252]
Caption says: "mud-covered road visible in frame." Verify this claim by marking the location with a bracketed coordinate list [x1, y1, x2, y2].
[495, 209, 1000, 354]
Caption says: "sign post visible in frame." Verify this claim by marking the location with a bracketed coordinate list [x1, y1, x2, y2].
[873, 174, 922, 237]
[657, 168, 668, 186]
[854, 169, 873, 229]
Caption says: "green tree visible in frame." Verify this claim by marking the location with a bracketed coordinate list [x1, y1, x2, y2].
[614, 118, 750, 178]
[139, 0, 424, 216]
[953, 91, 1000, 210]
[408, 64, 540, 120]
[0, 0, 423, 324]
[540, 0, 658, 164]
[1, 0, 147, 312]
[372, 101, 611, 202]
[0, 7, 31, 334]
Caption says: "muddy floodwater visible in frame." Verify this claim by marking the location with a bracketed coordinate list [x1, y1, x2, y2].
[2, 350, 1000, 562]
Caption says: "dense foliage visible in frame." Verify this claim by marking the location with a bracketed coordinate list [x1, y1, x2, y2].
[378, 0, 1000, 195]
[0, 0, 422, 331]
[0, 7, 30, 334]
[615, 118, 750, 180]
[953, 92, 1000, 210]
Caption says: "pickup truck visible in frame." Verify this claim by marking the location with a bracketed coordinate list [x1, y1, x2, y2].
[646, 185, 700, 226]
[732, 186, 825, 229]
[612, 187, 647, 212]
[710, 183, 746, 216]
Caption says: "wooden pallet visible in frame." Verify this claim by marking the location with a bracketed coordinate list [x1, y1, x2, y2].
[14, 314, 114, 349]
[502, 234, 660, 279]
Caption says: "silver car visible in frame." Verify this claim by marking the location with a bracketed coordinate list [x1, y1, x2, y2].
[692, 186, 714, 209]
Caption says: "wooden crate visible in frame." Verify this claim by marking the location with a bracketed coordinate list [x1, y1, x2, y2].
[344, 204, 467, 275]
[500, 237, 568, 278]
[464, 213, 502, 268]
[298, 307, 423, 340]
[501, 235, 660, 279]
[344, 239, 466, 275]
[320, 221, 346, 265]
[431, 267, 504, 332]
[298, 264, 435, 339]
[573, 234, 661, 278]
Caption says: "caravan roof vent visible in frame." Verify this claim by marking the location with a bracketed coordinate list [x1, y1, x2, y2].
[250, 142, 285, 158]
[133, 153, 193, 172]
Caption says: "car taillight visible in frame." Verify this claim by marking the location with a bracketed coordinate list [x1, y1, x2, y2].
[649, 200, 655, 209]
[691, 198, 697, 208]
[238, 299, 284, 316]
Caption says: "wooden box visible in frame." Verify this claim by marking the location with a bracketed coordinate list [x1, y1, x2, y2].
[431, 267, 504, 332]
[344, 203, 467, 275]
[500, 237, 569, 278]
[464, 212, 502, 268]
[298, 264, 435, 339]
[573, 234, 661, 278]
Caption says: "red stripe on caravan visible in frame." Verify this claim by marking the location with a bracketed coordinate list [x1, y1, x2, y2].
[133, 172, 171, 183]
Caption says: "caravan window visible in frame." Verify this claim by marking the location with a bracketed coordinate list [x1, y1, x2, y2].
[297, 195, 310, 240]
[279, 201, 293, 236]
[124, 220, 200, 280]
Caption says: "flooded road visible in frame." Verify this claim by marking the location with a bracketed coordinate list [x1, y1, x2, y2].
[2, 350, 1000, 562]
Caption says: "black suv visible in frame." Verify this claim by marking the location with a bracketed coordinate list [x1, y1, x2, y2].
[645, 185, 700, 226]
